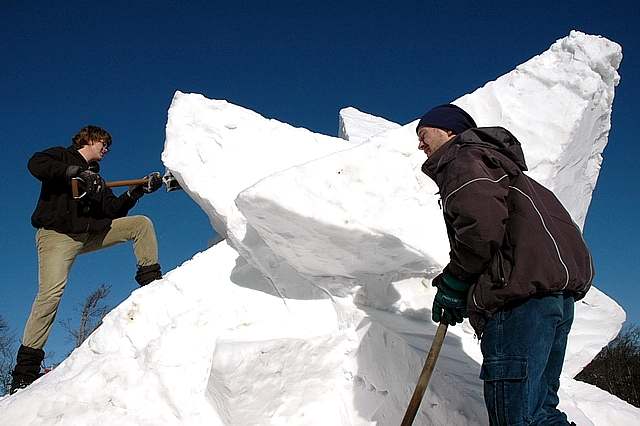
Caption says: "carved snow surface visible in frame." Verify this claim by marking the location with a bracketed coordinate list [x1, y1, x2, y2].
[455, 30, 621, 229]
[1, 31, 636, 426]
[338, 106, 401, 143]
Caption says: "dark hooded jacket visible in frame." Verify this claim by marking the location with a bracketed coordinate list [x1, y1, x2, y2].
[422, 127, 593, 335]
[28, 146, 137, 234]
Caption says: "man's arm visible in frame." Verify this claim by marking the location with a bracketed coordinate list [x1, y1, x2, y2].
[27, 147, 71, 183]
[442, 152, 510, 282]
[100, 189, 137, 219]
[100, 172, 162, 219]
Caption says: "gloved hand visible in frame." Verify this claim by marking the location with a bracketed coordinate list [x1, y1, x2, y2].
[431, 271, 471, 326]
[65, 165, 82, 180]
[142, 172, 162, 193]
[78, 170, 105, 198]
[128, 172, 162, 200]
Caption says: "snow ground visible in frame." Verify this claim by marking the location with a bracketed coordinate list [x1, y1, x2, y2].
[1, 30, 637, 425]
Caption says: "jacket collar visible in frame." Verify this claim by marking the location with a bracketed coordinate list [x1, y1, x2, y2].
[421, 127, 528, 179]
[420, 137, 458, 180]
[68, 145, 100, 171]
[68, 145, 87, 162]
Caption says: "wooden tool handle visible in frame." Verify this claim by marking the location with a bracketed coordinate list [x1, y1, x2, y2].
[106, 178, 149, 188]
[71, 177, 149, 199]
[400, 323, 448, 426]
[71, 178, 80, 198]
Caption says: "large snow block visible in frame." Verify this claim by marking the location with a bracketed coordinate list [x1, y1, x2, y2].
[455, 30, 621, 228]
[163, 92, 357, 298]
[236, 31, 620, 286]
[162, 92, 356, 244]
[236, 123, 449, 279]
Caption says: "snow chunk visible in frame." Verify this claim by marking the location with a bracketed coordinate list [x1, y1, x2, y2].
[338, 107, 401, 143]
[455, 30, 621, 228]
[236, 31, 620, 295]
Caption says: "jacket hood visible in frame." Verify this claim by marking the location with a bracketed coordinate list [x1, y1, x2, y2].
[422, 127, 528, 178]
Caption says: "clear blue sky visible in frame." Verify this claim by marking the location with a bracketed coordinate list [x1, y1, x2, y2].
[1, 1, 638, 364]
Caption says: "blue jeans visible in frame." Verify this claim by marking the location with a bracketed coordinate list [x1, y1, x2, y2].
[480, 293, 574, 425]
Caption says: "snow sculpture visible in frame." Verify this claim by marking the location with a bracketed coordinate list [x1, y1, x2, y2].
[2, 31, 636, 426]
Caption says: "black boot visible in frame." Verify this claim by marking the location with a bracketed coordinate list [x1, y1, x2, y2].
[10, 345, 44, 394]
[135, 263, 162, 286]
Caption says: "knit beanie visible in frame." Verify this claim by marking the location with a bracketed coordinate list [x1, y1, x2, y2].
[416, 104, 477, 134]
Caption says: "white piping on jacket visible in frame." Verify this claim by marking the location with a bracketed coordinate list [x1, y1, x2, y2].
[509, 185, 570, 290]
[443, 175, 509, 212]
[442, 174, 510, 312]
[574, 221, 594, 288]
[472, 292, 484, 310]
[443, 174, 572, 310]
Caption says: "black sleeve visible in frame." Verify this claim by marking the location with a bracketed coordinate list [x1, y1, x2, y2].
[100, 188, 138, 219]
[27, 147, 70, 183]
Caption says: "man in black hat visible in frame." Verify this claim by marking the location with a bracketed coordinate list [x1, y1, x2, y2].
[10, 125, 164, 394]
[417, 104, 593, 425]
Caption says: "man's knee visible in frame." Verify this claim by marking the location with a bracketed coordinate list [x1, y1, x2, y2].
[116, 215, 157, 244]
[128, 215, 155, 233]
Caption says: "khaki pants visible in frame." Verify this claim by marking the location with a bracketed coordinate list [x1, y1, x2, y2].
[22, 215, 159, 349]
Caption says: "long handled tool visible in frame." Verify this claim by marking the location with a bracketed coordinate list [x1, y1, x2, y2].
[71, 177, 149, 199]
[71, 171, 182, 199]
[401, 322, 449, 426]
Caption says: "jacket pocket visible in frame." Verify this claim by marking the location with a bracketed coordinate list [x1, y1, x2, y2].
[480, 357, 527, 381]
[489, 250, 508, 289]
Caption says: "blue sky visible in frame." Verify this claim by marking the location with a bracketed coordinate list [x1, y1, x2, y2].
[1, 1, 638, 363]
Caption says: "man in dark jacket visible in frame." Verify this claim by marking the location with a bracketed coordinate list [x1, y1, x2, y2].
[417, 104, 593, 425]
[10, 125, 164, 394]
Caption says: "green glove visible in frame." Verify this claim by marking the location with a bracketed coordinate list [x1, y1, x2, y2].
[431, 271, 471, 326]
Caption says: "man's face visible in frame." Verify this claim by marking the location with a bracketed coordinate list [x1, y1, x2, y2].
[417, 127, 453, 157]
[87, 139, 110, 161]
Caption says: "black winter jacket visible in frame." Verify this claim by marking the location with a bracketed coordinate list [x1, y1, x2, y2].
[28, 146, 137, 234]
[422, 127, 594, 335]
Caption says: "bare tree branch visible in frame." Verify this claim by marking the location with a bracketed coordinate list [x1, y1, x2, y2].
[60, 284, 111, 350]
[0, 315, 17, 395]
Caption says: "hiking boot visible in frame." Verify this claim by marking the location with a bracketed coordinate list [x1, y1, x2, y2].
[9, 373, 44, 395]
[135, 263, 162, 286]
[10, 345, 44, 394]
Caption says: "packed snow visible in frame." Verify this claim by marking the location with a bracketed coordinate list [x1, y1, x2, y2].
[1, 30, 636, 425]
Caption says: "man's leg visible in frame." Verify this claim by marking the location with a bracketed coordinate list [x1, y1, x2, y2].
[22, 229, 83, 349]
[536, 294, 575, 425]
[82, 215, 161, 285]
[13, 229, 83, 393]
[480, 294, 571, 425]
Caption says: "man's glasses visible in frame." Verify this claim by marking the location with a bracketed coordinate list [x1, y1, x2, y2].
[98, 140, 111, 152]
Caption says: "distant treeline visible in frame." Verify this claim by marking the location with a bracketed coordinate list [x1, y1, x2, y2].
[576, 324, 640, 407]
